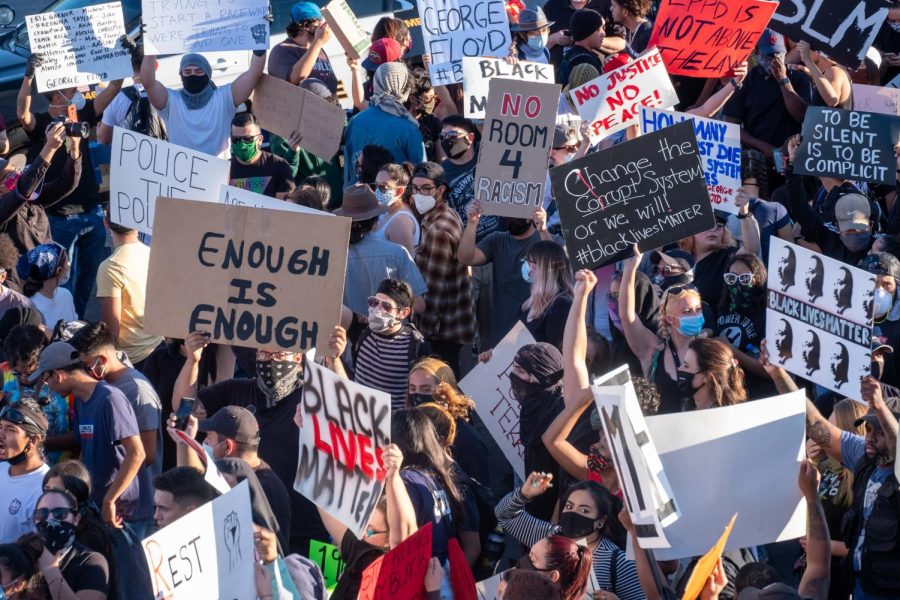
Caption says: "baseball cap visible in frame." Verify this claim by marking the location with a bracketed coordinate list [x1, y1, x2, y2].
[199, 406, 260, 444]
[412, 162, 447, 186]
[289, 1, 322, 23]
[362, 38, 403, 72]
[872, 335, 894, 355]
[835, 193, 871, 233]
[756, 29, 786, 55]
[28, 341, 82, 383]
[0, 404, 48, 436]
[652, 249, 696, 271]
[553, 125, 578, 148]
[739, 583, 802, 600]
[858, 252, 900, 279]
[854, 395, 900, 428]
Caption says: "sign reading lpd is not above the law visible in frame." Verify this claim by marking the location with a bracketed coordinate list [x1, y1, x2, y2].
[144, 198, 351, 354]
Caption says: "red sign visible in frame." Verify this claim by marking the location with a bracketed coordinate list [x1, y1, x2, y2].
[358, 523, 433, 600]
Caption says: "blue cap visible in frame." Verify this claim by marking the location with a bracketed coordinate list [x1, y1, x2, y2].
[290, 2, 322, 23]
[756, 28, 786, 55]
[16, 243, 65, 282]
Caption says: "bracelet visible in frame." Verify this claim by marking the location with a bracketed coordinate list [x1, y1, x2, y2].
[779, 76, 790, 87]
[737, 211, 753, 219]
[729, 78, 742, 91]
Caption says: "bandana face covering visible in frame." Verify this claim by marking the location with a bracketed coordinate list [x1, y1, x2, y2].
[36, 519, 77, 555]
[587, 445, 613, 475]
[256, 358, 301, 406]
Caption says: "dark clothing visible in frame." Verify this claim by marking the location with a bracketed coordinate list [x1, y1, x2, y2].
[693, 247, 738, 312]
[722, 66, 813, 148]
[60, 542, 110, 595]
[419, 113, 443, 162]
[543, 0, 624, 66]
[816, 461, 853, 600]
[812, 181, 863, 225]
[330, 530, 385, 600]
[229, 150, 295, 198]
[714, 307, 777, 399]
[256, 461, 293, 553]
[650, 340, 685, 415]
[518, 294, 573, 352]
[452, 418, 489, 484]
[874, 22, 900, 85]
[401, 468, 456, 561]
[625, 20, 653, 56]
[443, 150, 501, 242]
[558, 46, 603, 86]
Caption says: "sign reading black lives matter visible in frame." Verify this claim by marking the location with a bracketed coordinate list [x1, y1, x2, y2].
[769, 0, 891, 67]
[794, 107, 900, 186]
[550, 120, 714, 270]
[766, 238, 875, 402]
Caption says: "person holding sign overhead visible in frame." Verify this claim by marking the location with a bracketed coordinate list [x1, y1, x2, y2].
[789, 41, 853, 110]
[268, 2, 338, 94]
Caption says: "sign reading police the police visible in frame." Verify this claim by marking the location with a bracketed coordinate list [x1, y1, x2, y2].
[474, 79, 560, 218]
[766, 238, 875, 402]
[144, 198, 351, 354]
[461, 57, 555, 119]
[550, 120, 714, 270]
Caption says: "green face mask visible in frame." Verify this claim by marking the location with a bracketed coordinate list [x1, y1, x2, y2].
[231, 140, 259, 162]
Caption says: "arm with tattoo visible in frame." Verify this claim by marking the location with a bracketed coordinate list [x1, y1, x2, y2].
[806, 398, 843, 463]
[798, 461, 831, 600]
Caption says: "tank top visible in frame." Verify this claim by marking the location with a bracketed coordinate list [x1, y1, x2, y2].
[372, 209, 420, 247]
[650, 338, 685, 415]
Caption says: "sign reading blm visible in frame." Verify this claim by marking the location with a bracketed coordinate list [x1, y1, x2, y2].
[550, 120, 714, 270]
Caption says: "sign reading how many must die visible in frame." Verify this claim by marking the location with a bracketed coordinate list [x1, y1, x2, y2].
[474, 79, 560, 218]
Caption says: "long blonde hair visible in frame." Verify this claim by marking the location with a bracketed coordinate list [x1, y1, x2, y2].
[522, 241, 573, 321]
[657, 286, 702, 340]
[818, 399, 867, 506]
[408, 357, 475, 420]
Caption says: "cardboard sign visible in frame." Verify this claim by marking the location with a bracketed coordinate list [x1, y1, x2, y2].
[418, 0, 512, 85]
[308, 539, 347, 591]
[794, 107, 900, 187]
[251, 74, 345, 160]
[359, 523, 432, 600]
[322, 0, 370, 60]
[641, 107, 742, 213]
[110, 127, 230, 235]
[26, 2, 131, 93]
[144, 198, 351, 354]
[769, 0, 891, 67]
[570, 48, 679, 143]
[142, 481, 255, 600]
[458, 321, 536, 479]
[681, 514, 738, 600]
[550, 120, 714, 270]
[638, 391, 806, 561]
[852, 83, 900, 116]
[648, 0, 778, 77]
[473, 79, 560, 218]
[219, 184, 327, 214]
[461, 57, 555, 119]
[142, 0, 269, 55]
[172, 429, 232, 494]
[766, 239, 875, 401]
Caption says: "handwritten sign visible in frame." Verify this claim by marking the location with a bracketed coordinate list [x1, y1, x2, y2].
[852, 83, 900, 116]
[474, 79, 560, 218]
[142, 0, 269, 54]
[252, 74, 345, 160]
[309, 540, 347, 591]
[144, 198, 351, 354]
[142, 481, 255, 600]
[550, 120, 714, 270]
[359, 523, 432, 600]
[641, 107, 741, 213]
[570, 48, 679, 142]
[766, 238, 875, 401]
[458, 321, 535, 479]
[461, 57, 555, 119]
[418, 0, 512, 85]
[219, 184, 327, 214]
[769, 0, 891, 67]
[110, 127, 230, 235]
[793, 107, 900, 186]
[26, 2, 131, 93]
[322, 0, 371, 60]
[648, 0, 778, 77]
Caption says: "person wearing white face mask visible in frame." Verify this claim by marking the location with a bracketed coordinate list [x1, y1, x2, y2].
[859, 253, 900, 385]
[15, 243, 76, 330]
[371, 163, 420, 254]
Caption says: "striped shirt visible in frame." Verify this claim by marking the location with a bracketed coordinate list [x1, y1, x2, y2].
[354, 328, 413, 410]
[495, 489, 646, 600]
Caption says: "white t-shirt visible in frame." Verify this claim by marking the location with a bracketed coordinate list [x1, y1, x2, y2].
[101, 83, 146, 128]
[31, 288, 78, 329]
[160, 84, 236, 157]
[0, 462, 50, 543]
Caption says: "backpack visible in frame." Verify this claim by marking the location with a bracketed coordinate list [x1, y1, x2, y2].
[122, 87, 167, 140]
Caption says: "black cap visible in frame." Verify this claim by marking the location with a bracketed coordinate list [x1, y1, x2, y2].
[412, 162, 447, 186]
[858, 252, 900, 279]
[198, 406, 260, 445]
[854, 396, 900, 428]
[570, 9, 603, 42]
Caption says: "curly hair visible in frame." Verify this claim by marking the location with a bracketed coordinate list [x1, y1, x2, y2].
[0, 233, 19, 271]
[687, 338, 747, 409]
[69, 321, 116, 355]
[417, 402, 457, 447]
[3, 325, 46, 368]
[379, 162, 415, 205]
[613, 0, 652, 18]
[719, 253, 768, 313]
[409, 357, 475, 420]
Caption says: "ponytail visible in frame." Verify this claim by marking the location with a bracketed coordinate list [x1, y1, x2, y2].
[22, 277, 42, 298]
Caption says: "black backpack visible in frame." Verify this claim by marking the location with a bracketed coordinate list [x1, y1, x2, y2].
[122, 87, 166, 140]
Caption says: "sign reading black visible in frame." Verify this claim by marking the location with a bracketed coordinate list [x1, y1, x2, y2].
[550, 120, 714, 270]
[794, 107, 900, 186]
[769, 0, 891, 67]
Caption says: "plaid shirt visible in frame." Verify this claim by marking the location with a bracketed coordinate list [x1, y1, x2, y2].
[414, 201, 475, 344]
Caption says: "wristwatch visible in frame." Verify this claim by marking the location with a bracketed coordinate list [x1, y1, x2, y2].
[737, 211, 753, 220]
[730, 78, 742, 91]
[779, 76, 791, 87]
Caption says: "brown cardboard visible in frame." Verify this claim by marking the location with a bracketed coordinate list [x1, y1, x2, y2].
[321, 0, 370, 60]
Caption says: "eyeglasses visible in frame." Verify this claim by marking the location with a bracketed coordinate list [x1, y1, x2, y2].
[367, 296, 399, 312]
[34, 507, 75, 523]
[256, 350, 294, 361]
[553, 145, 578, 153]
[723, 273, 754, 286]
[230, 135, 258, 143]
[410, 185, 436, 195]
[439, 131, 466, 141]
[0, 406, 41, 429]
[363, 527, 387, 538]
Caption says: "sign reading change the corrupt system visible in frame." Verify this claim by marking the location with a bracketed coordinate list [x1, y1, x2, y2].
[144, 198, 351, 354]
[648, 0, 778, 77]
[26, 2, 132, 92]
[550, 120, 714, 270]
[474, 79, 560, 218]
[461, 57, 555, 119]
[769, 0, 891, 67]
[295, 356, 391, 539]
[142, 0, 270, 54]
[766, 238, 875, 401]
[793, 107, 900, 186]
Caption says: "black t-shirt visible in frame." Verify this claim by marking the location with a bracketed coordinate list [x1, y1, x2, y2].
[419, 113, 442, 162]
[330, 530, 385, 600]
[25, 103, 101, 215]
[443, 149, 502, 241]
[229, 150, 295, 198]
[452, 418, 489, 483]
[256, 460, 293, 552]
[693, 247, 738, 310]
[714, 307, 777, 399]
[721, 66, 812, 148]
[627, 20, 653, 57]
[519, 294, 573, 352]
[60, 543, 110, 594]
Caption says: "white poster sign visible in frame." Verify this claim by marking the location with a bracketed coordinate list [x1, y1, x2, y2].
[218, 184, 329, 215]
[766, 238, 875, 401]
[461, 57, 555, 119]
[459, 321, 535, 479]
[142, 0, 269, 55]
[142, 480, 255, 599]
[852, 83, 900, 116]
[26, 2, 131, 93]
[110, 127, 230, 234]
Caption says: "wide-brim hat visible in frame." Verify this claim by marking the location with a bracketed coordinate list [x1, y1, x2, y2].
[511, 7, 554, 32]
[333, 183, 387, 221]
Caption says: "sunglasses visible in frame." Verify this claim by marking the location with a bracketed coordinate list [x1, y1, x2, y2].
[723, 273, 754, 286]
[367, 296, 398, 311]
[370, 183, 400, 193]
[230, 135, 258, 143]
[364, 527, 387, 538]
[553, 145, 578, 153]
[34, 507, 75, 523]
[0, 406, 41, 429]
[439, 131, 466, 141]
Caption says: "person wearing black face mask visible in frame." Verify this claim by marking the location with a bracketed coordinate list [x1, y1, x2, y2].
[0, 403, 49, 543]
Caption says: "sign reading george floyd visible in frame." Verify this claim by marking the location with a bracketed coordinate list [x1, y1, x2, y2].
[793, 107, 900, 186]
[26, 2, 132, 93]
[295, 356, 391, 539]
[648, 0, 778, 77]
[461, 57, 555, 119]
[359, 523, 432, 600]
[144, 198, 351, 354]
[570, 48, 679, 143]
[474, 79, 560, 218]
[142, 0, 269, 54]
[766, 238, 875, 401]
[418, 0, 512, 86]
[641, 107, 742, 213]
[550, 120, 714, 270]
[110, 127, 231, 235]
[769, 0, 891, 67]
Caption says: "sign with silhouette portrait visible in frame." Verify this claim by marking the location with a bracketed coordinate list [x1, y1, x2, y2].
[766, 239, 875, 401]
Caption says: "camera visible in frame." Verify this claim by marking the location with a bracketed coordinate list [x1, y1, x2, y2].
[51, 115, 90, 138]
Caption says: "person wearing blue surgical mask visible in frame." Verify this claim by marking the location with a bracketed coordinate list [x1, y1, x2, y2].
[511, 7, 555, 63]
